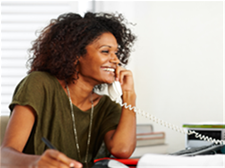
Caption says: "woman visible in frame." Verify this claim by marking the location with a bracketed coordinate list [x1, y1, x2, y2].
[1, 12, 136, 168]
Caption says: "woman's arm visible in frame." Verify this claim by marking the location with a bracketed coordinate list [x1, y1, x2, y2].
[1, 105, 82, 168]
[104, 67, 136, 159]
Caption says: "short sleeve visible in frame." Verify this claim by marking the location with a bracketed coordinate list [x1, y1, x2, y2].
[9, 72, 51, 116]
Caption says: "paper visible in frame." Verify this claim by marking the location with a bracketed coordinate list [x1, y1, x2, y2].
[137, 153, 225, 168]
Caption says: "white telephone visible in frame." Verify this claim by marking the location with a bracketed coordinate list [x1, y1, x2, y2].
[95, 81, 123, 101]
[95, 81, 225, 145]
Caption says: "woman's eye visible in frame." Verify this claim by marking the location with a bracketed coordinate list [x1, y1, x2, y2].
[101, 50, 109, 54]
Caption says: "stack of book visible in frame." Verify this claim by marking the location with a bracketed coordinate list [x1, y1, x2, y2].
[130, 124, 168, 158]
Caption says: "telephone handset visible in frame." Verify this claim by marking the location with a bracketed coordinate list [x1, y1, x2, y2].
[95, 82, 225, 145]
[95, 81, 123, 101]
[108, 81, 123, 101]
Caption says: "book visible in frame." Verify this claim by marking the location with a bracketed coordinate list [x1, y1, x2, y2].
[136, 137, 165, 147]
[137, 132, 165, 139]
[130, 144, 168, 158]
[136, 124, 153, 134]
[136, 132, 165, 147]
[183, 122, 225, 129]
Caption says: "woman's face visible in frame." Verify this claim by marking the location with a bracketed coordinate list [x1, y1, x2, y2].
[78, 32, 120, 85]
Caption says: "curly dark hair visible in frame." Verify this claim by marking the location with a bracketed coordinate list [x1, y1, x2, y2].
[27, 12, 136, 84]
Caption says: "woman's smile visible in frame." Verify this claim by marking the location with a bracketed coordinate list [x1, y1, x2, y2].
[102, 67, 115, 72]
[101, 66, 116, 77]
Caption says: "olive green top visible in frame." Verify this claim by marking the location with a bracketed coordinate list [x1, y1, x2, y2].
[9, 71, 121, 163]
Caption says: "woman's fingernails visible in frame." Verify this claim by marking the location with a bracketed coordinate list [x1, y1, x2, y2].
[77, 163, 83, 167]
[70, 163, 74, 168]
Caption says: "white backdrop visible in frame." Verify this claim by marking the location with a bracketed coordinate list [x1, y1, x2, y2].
[95, 1, 224, 152]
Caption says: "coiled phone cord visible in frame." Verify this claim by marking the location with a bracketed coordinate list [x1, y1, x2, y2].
[115, 99, 225, 145]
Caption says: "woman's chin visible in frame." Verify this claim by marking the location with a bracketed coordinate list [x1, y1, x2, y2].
[101, 77, 115, 84]
[107, 79, 115, 84]
[96, 77, 115, 85]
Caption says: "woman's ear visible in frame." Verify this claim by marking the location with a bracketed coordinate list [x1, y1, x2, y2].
[74, 55, 82, 64]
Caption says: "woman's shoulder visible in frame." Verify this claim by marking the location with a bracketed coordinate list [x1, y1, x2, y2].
[18, 71, 57, 89]
[25, 71, 55, 83]
[26, 71, 53, 79]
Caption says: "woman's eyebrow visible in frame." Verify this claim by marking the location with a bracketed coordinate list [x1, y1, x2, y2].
[99, 45, 119, 50]
[99, 45, 112, 48]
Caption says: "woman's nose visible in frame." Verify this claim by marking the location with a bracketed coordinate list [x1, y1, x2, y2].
[110, 53, 120, 65]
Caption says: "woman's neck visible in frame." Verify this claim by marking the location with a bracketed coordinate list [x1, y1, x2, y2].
[58, 77, 100, 111]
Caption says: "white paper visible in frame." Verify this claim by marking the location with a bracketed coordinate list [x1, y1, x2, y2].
[137, 153, 225, 168]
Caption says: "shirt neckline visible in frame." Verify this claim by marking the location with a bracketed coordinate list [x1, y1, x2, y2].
[52, 75, 106, 113]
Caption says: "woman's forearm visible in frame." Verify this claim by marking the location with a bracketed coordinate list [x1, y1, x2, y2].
[110, 91, 137, 158]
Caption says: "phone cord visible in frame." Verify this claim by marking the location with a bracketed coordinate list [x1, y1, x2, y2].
[115, 99, 225, 145]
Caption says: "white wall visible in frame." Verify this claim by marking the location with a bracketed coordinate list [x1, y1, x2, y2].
[95, 1, 224, 152]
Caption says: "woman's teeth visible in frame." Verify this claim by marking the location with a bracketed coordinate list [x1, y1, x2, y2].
[103, 68, 115, 72]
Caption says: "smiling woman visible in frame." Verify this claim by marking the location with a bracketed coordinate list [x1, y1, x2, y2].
[1, 12, 136, 168]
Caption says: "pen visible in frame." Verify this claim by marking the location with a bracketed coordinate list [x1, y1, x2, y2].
[41, 137, 75, 168]
[41, 137, 57, 150]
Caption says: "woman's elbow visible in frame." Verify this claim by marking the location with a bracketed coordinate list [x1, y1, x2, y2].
[110, 145, 135, 159]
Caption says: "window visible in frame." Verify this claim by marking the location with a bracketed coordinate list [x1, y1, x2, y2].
[1, 1, 93, 115]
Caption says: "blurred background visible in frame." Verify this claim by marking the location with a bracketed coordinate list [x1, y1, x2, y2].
[1, 1, 224, 153]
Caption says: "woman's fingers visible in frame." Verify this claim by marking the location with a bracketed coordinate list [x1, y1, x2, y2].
[119, 70, 132, 85]
[115, 66, 134, 91]
[115, 66, 130, 83]
[115, 66, 123, 81]
[38, 149, 82, 168]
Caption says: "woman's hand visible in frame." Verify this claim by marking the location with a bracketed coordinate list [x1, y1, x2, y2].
[114, 66, 136, 105]
[115, 66, 135, 93]
[33, 149, 82, 168]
